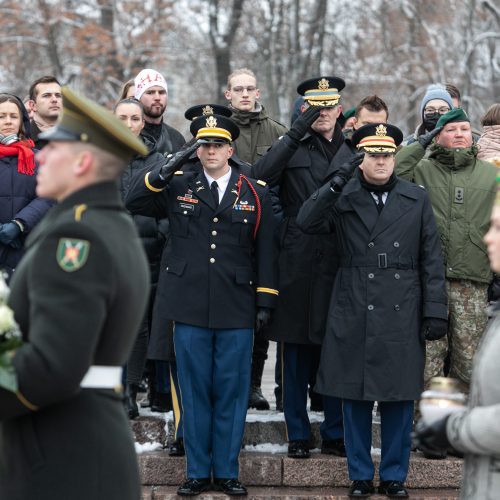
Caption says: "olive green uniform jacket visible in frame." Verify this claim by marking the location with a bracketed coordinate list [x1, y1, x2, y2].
[395, 142, 497, 284]
[0, 182, 150, 500]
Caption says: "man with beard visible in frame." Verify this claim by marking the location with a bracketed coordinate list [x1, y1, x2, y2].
[134, 68, 185, 155]
[252, 76, 346, 459]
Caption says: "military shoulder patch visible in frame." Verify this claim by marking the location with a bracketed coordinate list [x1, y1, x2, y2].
[257, 179, 267, 186]
[56, 238, 90, 272]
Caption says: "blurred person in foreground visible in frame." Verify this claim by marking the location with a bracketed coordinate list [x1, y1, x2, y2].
[477, 103, 500, 162]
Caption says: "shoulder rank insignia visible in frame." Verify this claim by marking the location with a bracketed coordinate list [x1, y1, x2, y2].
[257, 180, 267, 186]
[57, 238, 90, 272]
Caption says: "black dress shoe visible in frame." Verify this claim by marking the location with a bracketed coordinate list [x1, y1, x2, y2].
[348, 480, 375, 497]
[378, 481, 409, 498]
[213, 478, 247, 496]
[321, 438, 346, 457]
[177, 478, 211, 496]
[287, 440, 310, 458]
[275, 398, 283, 412]
[169, 437, 185, 456]
[248, 386, 270, 410]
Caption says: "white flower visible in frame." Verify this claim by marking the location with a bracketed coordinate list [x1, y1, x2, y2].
[0, 304, 15, 333]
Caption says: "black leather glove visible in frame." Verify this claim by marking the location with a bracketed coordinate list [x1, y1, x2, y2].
[330, 152, 365, 192]
[287, 105, 322, 142]
[255, 307, 272, 333]
[160, 139, 200, 181]
[413, 417, 451, 456]
[417, 126, 442, 149]
[422, 317, 447, 341]
[0, 222, 21, 247]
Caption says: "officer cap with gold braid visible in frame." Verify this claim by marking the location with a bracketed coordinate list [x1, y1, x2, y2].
[352, 123, 403, 154]
[297, 76, 345, 107]
[184, 104, 232, 121]
[190, 114, 240, 144]
[39, 86, 148, 161]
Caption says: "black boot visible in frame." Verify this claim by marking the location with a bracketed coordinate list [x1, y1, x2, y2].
[248, 342, 270, 410]
[248, 385, 270, 410]
[126, 384, 139, 419]
[151, 391, 173, 413]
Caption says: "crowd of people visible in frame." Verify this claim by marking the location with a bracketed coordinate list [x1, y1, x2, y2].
[0, 68, 500, 500]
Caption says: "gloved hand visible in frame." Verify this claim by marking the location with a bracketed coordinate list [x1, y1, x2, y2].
[0, 222, 21, 247]
[255, 307, 272, 333]
[287, 105, 322, 142]
[422, 317, 447, 341]
[330, 152, 365, 192]
[413, 417, 451, 456]
[159, 139, 200, 181]
[417, 126, 442, 149]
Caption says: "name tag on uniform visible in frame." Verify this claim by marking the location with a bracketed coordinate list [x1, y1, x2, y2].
[454, 187, 464, 204]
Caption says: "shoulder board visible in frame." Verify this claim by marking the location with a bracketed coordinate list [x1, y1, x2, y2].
[257, 180, 267, 187]
[73, 204, 88, 222]
[174, 171, 184, 175]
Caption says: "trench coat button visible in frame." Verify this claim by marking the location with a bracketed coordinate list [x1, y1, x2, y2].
[368, 273, 374, 279]
[249, 281, 253, 285]
[212, 230, 217, 236]
[368, 304, 374, 311]
[394, 304, 400, 311]
[368, 242, 374, 248]
[213, 217, 219, 223]
[183, 210, 187, 215]
[394, 273, 400, 279]
[210, 258, 215, 264]
[244, 219, 248, 223]
[211, 244, 216, 249]
[394, 241, 400, 247]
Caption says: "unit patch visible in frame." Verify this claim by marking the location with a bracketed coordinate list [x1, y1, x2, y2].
[57, 238, 90, 272]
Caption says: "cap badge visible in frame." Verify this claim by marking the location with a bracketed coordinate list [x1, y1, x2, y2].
[318, 78, 330, 91]
[206, 115, 217, 128]
[202, 105, 214, 116]
[375, 124, 387, 137]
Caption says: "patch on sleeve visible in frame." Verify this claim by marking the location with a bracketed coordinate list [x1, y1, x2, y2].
[56, 238, 90, 272]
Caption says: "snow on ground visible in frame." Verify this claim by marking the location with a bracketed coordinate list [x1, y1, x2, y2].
[135, 441, 163, 453]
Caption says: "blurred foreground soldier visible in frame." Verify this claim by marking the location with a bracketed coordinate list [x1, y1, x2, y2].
[0, 87, 150, 500]
[297, 123, 447, 498]
[253, 76, 346, 459]
[126, 115, 277, 496]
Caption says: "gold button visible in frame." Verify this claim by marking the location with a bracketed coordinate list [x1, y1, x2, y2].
[183, 210, 187, 215]
[211, 244, 216, 249]
[212, 230, 217, 236]
[244, 219, 248, 223]
[210, 258, 215, 264]
[213, 217, 219, 223]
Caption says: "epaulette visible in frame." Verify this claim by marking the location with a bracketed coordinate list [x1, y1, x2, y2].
[74, 204, 88, 222]
[257, 180, 267, 187]
[174, 171, 184, 175]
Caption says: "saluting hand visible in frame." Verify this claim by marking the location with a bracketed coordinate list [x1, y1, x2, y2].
[417, 126, 442, 149]
[160, 139, 200, 181]
[330, 152, 365, 192]
[287, 105, 322, 143]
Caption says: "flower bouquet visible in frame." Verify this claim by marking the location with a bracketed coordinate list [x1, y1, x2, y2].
[0, 272, 22, 392]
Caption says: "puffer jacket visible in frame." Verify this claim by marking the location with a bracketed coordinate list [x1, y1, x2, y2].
[395, 141, 497, 283]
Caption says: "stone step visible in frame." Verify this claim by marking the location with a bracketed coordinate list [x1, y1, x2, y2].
[141, 486, 460, 499]
[138, 451, 462, 489]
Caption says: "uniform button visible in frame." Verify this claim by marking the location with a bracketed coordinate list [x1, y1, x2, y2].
[183, 210, 187, 215]
[213, 217, 219, 223]
[368, 273, 374, 279]
[212, 230, 217, 236]
[394, 273, 400, 279]
[244, 219, 248, 223]
[368, 305, 374, 311]
[210, 258, 215, 264]
[249, 281, 253, 285]
[166, 267, 169, 271]
[394, 241, 400, 248]
[211, 244, 216, 249]
[368, 242, 374, 248]
[394, 304, 400, 311]
[449, 267, 453, 271]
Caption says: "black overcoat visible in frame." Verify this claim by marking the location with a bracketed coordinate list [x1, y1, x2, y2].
[252, 128, 343, 344]
[0, 182, 150, 500]
[297, 176, 447, 401]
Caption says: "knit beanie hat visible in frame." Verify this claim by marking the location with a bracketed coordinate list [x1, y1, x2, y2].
[419, 84, 453, 118]
[134, 69, 168, 100]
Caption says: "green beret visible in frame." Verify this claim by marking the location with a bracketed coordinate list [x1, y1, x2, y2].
[343, 107, 355, 120]
[436, 107, 470, 129]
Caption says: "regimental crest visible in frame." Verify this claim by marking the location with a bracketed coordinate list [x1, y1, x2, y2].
[318, 78, 330, 90]
[56, 238, 90, 272]
[202, 105, 214, 116]
[375, 124, 387, 136]
[206, 115, 217, 128]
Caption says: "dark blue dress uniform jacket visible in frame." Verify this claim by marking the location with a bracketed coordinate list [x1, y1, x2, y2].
[126, 164, 278, 329]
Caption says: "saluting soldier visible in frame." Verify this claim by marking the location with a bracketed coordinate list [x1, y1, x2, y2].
[0, 87, 150, 500]
[126, 114, 278, 497]
[297, 124, 447, 498]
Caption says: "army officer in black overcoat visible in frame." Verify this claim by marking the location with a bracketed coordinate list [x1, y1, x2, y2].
[0, 87, 150, 500]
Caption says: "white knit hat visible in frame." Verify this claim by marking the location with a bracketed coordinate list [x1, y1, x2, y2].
[134, 69, 168, 100]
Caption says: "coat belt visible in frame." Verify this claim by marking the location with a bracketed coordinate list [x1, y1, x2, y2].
[80, 365, 123, 390]
[340, 254, 418, 269]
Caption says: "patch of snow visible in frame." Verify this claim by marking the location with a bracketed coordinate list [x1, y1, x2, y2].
[135, 441, 163, 453]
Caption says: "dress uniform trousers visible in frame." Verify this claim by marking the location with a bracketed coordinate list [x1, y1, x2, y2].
[174, 323, 253, 478]
[282, 342, 343, 441]
[342, 399, 413, 482]
[170, 360, 183, 441]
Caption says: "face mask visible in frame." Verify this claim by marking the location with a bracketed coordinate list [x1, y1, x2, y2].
[423, 112, 440, 132]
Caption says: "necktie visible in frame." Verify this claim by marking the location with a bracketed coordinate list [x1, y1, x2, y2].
[375, 192, 384, 214]
[211, 181, 219, 208]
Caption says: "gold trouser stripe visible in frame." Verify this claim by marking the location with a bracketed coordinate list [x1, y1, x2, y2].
[170, 365, 181, 440]
[16, 390, 38, 411]
[281, 342, 288, 441]
[74, 204, 88, 221]
[256, 287, 279, 296]
[145, 172, 165, 192]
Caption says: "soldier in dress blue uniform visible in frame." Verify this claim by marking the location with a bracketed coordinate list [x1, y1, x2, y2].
[126, 114, 278, 497]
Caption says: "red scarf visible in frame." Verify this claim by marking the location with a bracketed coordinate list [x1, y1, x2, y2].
[0, 139, 36, 176]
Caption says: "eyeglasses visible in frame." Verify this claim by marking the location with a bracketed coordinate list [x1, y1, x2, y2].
[424, 106, 450, 115]
[231, 86, 257, 94]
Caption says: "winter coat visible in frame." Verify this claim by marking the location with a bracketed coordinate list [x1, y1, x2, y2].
[143, 121, 185, 156]
[252, 127, 344, 344]
[477, 125, 500, 161]
[324, 128, 357, 182]
[447, 301, 500, 499]
[296, 175, 447, 401]
[395, 142, 497, 284]
[231, 103, 287, 164]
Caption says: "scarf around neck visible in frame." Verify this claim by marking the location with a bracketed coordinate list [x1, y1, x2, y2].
[0, 134, 36, 176]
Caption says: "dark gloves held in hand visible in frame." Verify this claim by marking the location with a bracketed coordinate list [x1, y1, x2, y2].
[422, 317, 448, 341]
[255, 307, 272, 333]
[417, 126, 442, 149]
[160, 139, 200, 181]
[330, 152, 365, 192]
[413, 417, 451, 456]
[287, 105, 322, 142]
[0, 222, 22, 248]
